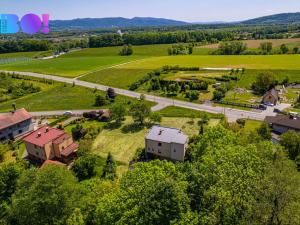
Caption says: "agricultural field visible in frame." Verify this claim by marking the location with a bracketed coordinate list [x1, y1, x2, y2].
[0, 76, 155, 112]
[198, 38, 300, 49]
[81, 54, 300, 89]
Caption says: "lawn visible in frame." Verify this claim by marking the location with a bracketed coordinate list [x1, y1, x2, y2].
[91, 116, 204, 165]
[223, 90, 261, 104]
[157, 106, 224, 119]
[243, 120, 262, 132]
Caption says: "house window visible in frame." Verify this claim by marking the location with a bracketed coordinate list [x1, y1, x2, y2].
[18, 130, 23, 134]
[148, 147, 150, 151]
[152, 148, 154, 152]
[158, 143, 162, 147]
[158, 150, 162, 154]
[174, 149, 176, 153]
[34, 145, 37, 149]
[35, 151, 39, 156]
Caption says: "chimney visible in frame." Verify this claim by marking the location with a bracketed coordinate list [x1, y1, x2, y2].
[37, 132, 42, 138]
[159, 130, 163, 135]
[45, 127, 49, 133]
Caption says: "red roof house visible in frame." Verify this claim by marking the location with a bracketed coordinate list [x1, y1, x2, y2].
[23, 125, 78, 164]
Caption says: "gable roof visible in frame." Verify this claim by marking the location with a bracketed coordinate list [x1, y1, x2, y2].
[0, 108, 32, 130]
[263, 89, 279, 100]
[265, 115, 300, 130]
[146, 126, 188, 144]
[23, 126, 65, 147]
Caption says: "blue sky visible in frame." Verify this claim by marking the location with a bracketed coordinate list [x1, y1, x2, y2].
[1, 0, 300, 22]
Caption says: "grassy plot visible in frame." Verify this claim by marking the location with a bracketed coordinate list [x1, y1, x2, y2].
[157, 106, 224, 119]
[91, 116, 205, 165]
[0, 55, 143, 77]
[0, 78, 155, 112]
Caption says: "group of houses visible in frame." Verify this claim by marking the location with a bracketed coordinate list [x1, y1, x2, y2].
[1, 108, 189, 166]
[1, 103, 298, 166]
[0, 108, 78, 166]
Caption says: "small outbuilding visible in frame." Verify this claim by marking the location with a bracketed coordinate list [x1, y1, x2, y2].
[262, 89, 279, 105]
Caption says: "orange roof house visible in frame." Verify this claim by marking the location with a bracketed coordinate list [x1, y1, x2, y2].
[23, 126, 78, 164]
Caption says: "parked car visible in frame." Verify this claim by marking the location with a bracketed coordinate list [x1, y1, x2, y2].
[264, 103, 274, 107]
[63, 111, 73, 116]
[259, 104, 267, 110]
[273, 108, 281, 113]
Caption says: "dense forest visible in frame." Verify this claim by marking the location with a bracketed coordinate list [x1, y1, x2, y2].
[1, 122, 300, 225]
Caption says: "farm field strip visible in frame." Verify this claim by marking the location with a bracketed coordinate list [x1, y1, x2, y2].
[198, 38, 300, 49]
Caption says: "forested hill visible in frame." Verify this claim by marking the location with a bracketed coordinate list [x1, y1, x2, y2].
[243, 12, 300, 25]
[50, 17, 189, 30]
[49, 13, 300, 31]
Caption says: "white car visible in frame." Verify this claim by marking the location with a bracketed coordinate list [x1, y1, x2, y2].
[63, 111, 73, 116]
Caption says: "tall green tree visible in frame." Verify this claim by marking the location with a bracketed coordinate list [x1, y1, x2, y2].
[280, 131, 300, 160]
[95, 160, 190, 225]
[252, 72, 277, 94]
[129, 101, 151, 125]
[9, 166, 84, 225]
[110, 102, 127, 124]
[102, 152, 117, 181]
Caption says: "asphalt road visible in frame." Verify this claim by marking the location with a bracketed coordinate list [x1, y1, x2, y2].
[1, 70, 288, 121]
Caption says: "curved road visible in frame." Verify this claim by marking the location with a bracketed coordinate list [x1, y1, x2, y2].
[1, 70, 280, 122]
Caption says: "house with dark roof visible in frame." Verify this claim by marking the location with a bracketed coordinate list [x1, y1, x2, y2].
[0, 108, 33, 142]
[23, 126, 78, 164]
[265, 114, 300, 134]
[262, 89, 279, 105]
[145, 126, 188, 162]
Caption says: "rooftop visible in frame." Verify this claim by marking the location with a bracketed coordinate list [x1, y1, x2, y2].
[0, 108, 32, 130]
[23, 126, 66, 147]
[266, 114, 300, 130]
[146, 126, 188, 144]
[61, 143, 79, 157]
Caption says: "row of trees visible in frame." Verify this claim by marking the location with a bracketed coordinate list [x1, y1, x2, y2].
[0, 39, 88, 54]
[89, 30, 234, 48]
[215, 41, 300, 55]
[2, 121, 300, 225]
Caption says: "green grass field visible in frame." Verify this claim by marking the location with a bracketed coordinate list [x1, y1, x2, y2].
[0, 77, 155, 112]
[80, 55, 300, 89]
[92, 116, 204, 165]
[157, 106, 224, 119]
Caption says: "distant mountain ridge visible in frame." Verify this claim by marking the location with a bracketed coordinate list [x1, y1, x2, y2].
[50, 13, 300, 30]
[242, 12, 300, 24]
[50, 17, 189, 30]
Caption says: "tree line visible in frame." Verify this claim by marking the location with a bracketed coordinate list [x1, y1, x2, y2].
[1, 120, 300, 225]
[88, 30, 234, 48]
